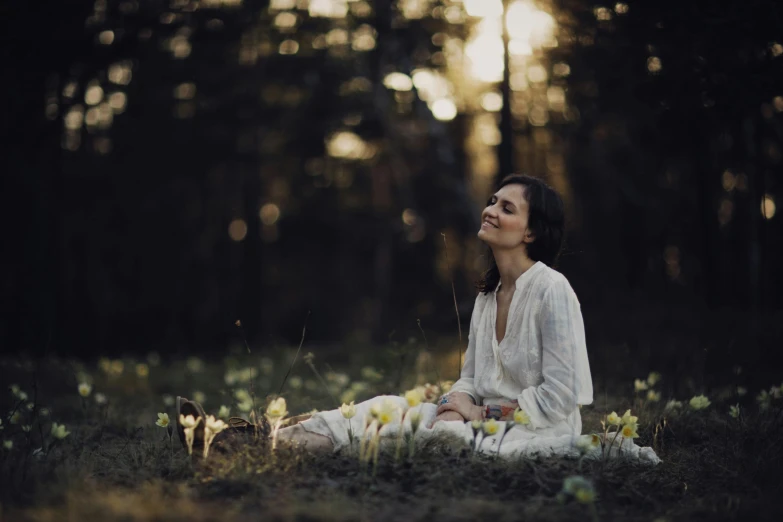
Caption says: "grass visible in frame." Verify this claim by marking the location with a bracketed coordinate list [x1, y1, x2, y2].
[1, 347, 782, 522]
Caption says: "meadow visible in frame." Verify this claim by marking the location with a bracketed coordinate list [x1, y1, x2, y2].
[1, 341, 782, 522]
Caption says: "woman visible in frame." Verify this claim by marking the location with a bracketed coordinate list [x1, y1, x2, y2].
[178, 174, 660, 463]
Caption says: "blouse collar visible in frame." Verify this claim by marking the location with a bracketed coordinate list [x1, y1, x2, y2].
[495, 261, 544, 293]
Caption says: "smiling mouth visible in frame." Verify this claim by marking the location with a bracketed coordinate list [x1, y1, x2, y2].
[482, 220, 498, 229]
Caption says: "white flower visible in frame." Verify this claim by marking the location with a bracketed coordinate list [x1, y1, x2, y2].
[664, 399, 682, 411]
[340, 401, 357, 419]
[646, 390, 661, 402]
[689, 395, 711, 410]
[218, 405, 231, 419]
[266, 397, 288, 420]
[575, 434, 601, 453]
[646, 372, 662, 386]
[94, 393, 107, 405]
[51, 422, 70, 439]
[179, 414, 202, 455]
[633, 379, 649, 392]
[728, 404, 740, 419]
[403, 389, 423, 408]
[3, 440, 12, 450]
[736, 386, 747, 397]
[156, 413, 170, 428]
[202, 415, 228, 459]
[78, 382, 92, 398]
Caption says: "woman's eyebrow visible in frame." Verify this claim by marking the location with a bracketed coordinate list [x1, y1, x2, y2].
[498, 198, 517, 209]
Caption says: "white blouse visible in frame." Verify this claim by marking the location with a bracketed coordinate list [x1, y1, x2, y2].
[448, 261, 593, 432]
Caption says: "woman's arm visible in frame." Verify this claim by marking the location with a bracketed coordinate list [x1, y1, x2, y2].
[440, 299, 483, 404]
[515, 279, 592, 429]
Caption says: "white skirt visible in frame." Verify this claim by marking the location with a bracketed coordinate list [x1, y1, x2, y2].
[298, 394, 662, 465]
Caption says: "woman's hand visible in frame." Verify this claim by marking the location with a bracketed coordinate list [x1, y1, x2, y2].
[436, 392, 483, 421]
[427, 410, 464, 429]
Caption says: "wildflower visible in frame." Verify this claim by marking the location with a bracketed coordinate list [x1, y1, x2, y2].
[621, 423, 639, 438]
[340, 401, 357, 419]
[575, 434, 601, 453]
[94, 393, 107, 405]
[22, 425, 31, 432]
[729, 404, 740, 419]
[192, 391, 206, 404]
[664, 399, 682, 412]
[736, 386, 747, 397]
[39, 408, 49, 417]
[289, 376, 303, 389]
[756, 390, 771, 410]
[224, 370, 238, 386]
[770, 385, 782, 400]
[471, 419, 482, 432]
[360, 366, 383, 382]
[561, 475, 596, 504]
[99, 358, 111, 374]
[621, 409, 638, 425]
[10, 412, 21, 424]
[482, 418, 499, 436]
[606, 411, 622, 426]
[303, 352, 315, 364]
[109, 359, 124, 376]
[404, 389, 423, 408]
[634, 379, 649, 392]
[0, 418, 3, 430]
[689, 395, 711, 410]
[186, 357, 204, 373]
[218, 405, 230, 419]
[17, 390, 28, 400]
[646, 390, 661, 402]
[3, 440, 12, 450]
[26, 403, 34, 411]
[265, 397, 288, 420]
[203, 415, 227, 459]
[10, 384, 20, 396]
[375, 400, 398, 426]
[420, 383, 441, 402]
[51, 422, 70, 440]
[179, 414, 201, 455]
[156, 413, 170, 428]
[646, 371, 662, 386]
[409, 410, 422, 432]
[135, 363, 149, 378]
[513, 408, 531, 425]
[162, 394, 175, 407]
[78, 382, 92, 398]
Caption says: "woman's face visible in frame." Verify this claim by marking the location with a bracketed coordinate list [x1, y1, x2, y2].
[477, 183, 534, 249]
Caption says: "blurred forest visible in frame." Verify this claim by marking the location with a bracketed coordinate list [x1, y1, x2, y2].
[1, 0, 781, 386]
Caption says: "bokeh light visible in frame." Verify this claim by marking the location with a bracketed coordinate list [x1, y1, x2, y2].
[761, 194, 776, 219]
[228, 219, 248, 242]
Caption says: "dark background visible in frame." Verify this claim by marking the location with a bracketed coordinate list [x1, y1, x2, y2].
[1, 0, 781, 388]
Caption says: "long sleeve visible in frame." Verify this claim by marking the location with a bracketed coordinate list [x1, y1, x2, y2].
[516, 279, 593, 429]
[447, 297, 482, 403]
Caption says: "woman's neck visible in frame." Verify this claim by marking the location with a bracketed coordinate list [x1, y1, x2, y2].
[493, 247, 536, 292]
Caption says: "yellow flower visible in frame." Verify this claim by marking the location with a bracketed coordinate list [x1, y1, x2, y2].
[513, 408, 531, 425]
[203, 415, 228, 458]
[135, 363, 149, 378]
[728, 404, 740, 419]
[634, 379, 649, 392]
[646, 371, 662, 386]
[646, 390, 661, 402]
[340, 401, 357, 419]
[218, 405, 231, 419]
[621, 409, 638, 425]
[606, 411, 622, 426]
[376, 400, 397, 426]
[51, 422, 70, 440]
[470, 419, 482, 432]
[575, 487, 596, 503]
[156, 413, 170, 428]
[689, 394, 711, 410]
[621, 423, 639, 438]
[265, 397, 288, 420]
[575, 434, 601, 453]
[78, 382, 92, 398]
[404, 389, 423, 408]
[482, 418, 499, 436]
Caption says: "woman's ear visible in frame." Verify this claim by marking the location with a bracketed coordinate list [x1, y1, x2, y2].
[523, 229, 535, 244]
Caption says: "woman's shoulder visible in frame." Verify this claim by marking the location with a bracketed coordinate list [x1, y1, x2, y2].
[534, 264, 578, 301]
